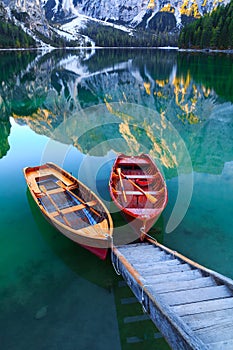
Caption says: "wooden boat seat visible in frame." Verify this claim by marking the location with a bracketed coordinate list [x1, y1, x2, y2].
[56, 180, 77, 191]
[114, 190, 158, 196]
[37, 168, 74, 187]
[44, 187, 65, 195]
[50, 200, 98, 217]
[27, 167, 75, 196]
[122, 174, 157, 179]
[118, 158, 150, 165]
[127, 208, 162, 216]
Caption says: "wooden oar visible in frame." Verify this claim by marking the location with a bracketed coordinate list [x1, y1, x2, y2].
[117, 168, 127, 203]
[40, 185, 71, 227]
[120, 173, 157, 204]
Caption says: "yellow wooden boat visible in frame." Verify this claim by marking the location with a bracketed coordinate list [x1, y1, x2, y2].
[24, 162, 113, 259]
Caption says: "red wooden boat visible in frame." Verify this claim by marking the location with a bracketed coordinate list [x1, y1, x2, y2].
[109, 154, 168, 240]
[24, 162, 113, 260]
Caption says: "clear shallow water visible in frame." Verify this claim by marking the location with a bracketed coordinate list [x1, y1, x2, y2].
[0, 48, 233, 350]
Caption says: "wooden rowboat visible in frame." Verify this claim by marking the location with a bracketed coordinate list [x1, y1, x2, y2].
[109, 154, 168, 239]
[24, 162, 113, 260]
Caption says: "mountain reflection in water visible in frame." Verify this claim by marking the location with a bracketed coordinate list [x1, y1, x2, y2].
[0, 48, 232, 178]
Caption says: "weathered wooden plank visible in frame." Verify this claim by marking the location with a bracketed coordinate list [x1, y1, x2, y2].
[118, 242, 156, 251]
[159, 285, 232, 306]
[119, 247, 163, 257]
[194, 323, 233, 343]
[208, 339, 233, 350]
[136, 263, 192, 276]
[131, 258, 181, 270]
[141, 269, 203, 285]
[118, 248, 163, 257]
[123, 251, 172, 264]
[148, 277, 215, 294]
[182, 308, 233, 330]
[172, 297, 233, 317]
[146, 238, 233, 293]
[118, 245, 164, 255]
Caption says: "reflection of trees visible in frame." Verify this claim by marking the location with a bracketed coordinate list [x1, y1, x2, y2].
[0, 51, 36, 118]
[177, 52, 233, 103]
[0, 51, 36, 86]
[0, 120, 11, 159]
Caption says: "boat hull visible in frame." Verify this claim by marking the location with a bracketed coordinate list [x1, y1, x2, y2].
[109, 154, 168, 239]
[41, 211, 109, 260]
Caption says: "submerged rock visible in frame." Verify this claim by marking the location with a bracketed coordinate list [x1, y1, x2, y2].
[35, 306, 48, 320]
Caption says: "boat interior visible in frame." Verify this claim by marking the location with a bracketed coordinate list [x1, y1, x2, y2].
[112, 161, 166, 210]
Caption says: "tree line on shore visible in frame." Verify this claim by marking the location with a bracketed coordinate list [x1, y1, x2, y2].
[80, 24, 179, 47]
[0, 20, 36, 48]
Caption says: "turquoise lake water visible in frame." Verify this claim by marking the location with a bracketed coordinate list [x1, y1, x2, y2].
[0, 48, 233, 349]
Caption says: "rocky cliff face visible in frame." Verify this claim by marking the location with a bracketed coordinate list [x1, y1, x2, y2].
[0, 0, 94, 46]
[1, 0, 51, 42]
[43, 0, 230, 28]
[13, 0, 49, 35]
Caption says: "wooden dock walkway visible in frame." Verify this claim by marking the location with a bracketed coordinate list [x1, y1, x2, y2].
[111, 238, 233, 350]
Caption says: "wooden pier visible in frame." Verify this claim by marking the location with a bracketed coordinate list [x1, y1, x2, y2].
[111, 238, 233, 350]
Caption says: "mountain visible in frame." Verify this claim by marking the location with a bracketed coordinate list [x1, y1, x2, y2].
[44, 0, 230, 30]
[0, 0, 92, 47]
[0, 0, 231, 47]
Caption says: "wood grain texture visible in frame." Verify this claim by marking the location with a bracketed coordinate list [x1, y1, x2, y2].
[112, 238, 233, 349]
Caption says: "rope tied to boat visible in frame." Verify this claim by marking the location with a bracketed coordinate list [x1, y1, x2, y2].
[111, 251, 121, 275]
[140, 222, 146, 241]
[144, 232, 158, 243]
[110, 237, 121, 276]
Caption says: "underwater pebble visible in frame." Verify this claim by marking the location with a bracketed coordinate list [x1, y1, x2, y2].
[35, 306, 48, 320]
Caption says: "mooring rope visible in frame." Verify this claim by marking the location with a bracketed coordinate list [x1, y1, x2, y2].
[110, 237, 121, 275]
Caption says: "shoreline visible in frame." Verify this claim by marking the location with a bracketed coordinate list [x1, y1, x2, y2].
[0, 46, 232, 54]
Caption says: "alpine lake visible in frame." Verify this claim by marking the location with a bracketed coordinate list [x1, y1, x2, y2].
[0, 48, 233, 350]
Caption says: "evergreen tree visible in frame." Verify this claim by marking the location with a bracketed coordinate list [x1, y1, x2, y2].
[0, 19, 36, 48]
[178, 0, 233, 50]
